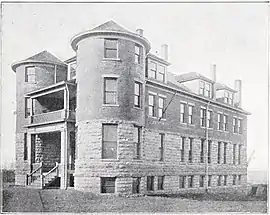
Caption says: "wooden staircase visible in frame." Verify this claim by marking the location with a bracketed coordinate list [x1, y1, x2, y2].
[26, 162, 59, 189]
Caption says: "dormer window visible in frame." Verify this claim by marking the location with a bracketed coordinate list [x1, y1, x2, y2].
[157, 65, 165, 82]
[199, 81, 212, 98]
[104, 39, 118, 59]
[224, 91, 233, 105]
[149, 61, 157, 79]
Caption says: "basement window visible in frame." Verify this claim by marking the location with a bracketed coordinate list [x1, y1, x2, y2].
[101, 177, 116, 193]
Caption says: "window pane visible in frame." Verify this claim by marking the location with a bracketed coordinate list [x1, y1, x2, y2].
[158, 65, 165, 74]
[135, 55, 140, 64]
[105, 39, 117, 49]
[188, 106, 192, 115]
[101, 177, 115, 193]
[102, 141, 117, 159]
[180, 103, 185, 113]
[134, 82, 140, 95]
[135, 45, 140, 55]
[149, 62, 157, 71]
[105, 49, 117, 58]
[134, 96, 139, 107]
[105, 79, 116, 91]
[159, 98, 164, 108]
[105, 92, 116, 104]
[103, 125, 117, 141]
[149, 95, 154, 105]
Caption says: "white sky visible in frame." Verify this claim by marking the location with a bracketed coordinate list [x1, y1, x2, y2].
[1, 3, 268, 171]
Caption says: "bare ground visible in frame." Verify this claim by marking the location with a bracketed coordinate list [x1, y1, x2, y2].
[2, 186, 267, 213]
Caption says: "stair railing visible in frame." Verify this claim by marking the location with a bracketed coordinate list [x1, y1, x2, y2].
[26, 161, 43, 186]
[42, 162, 59, 188]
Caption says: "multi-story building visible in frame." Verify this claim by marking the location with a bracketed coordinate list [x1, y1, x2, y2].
[12, 20, 250, 195]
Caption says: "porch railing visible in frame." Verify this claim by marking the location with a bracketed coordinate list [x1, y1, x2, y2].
[29, 110, 75, 125]
[42, 162, 59, 188]
[26, 161, 43, 186]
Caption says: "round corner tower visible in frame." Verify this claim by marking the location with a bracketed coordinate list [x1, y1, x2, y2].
[71, 21, 151, 194]
[12, 51, 67, 185]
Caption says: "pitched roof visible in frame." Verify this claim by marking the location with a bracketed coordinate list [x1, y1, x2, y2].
[24, 50, 65, 65]
[215, 82, 237, 93]
[176, 72, 214, 83]
[91, 20, 133, 34]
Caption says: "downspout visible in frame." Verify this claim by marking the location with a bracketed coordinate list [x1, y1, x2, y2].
[205, 101, 210, 193]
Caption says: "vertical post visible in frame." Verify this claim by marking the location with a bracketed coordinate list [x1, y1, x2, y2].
[40, 161, 43, 189]
[205, 101, 210, 192]
[60, 128, 68, 189]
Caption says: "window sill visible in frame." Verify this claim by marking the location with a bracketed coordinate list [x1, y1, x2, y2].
[101, 159, 119, 162]
[148, 115, 157, 119]
[102, 104, 119, 107]
[133, 106, 143, 110]
[102, 58, 121, 62]
[180, 122, 187, 125]
[188, 123, 195, 127]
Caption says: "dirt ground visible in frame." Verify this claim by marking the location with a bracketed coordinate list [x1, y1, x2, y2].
[2, 186, 268, 213]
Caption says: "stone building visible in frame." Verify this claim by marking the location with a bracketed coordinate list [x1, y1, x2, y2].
[12, 20, 250, 195]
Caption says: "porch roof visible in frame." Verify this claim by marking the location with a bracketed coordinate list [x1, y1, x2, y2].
[25, 80, 76, 97]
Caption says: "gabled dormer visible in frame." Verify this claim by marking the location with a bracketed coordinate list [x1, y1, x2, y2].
[215, 83, 237, 105]
[146, 44, 170, 83]
[176, 72, 214, 99]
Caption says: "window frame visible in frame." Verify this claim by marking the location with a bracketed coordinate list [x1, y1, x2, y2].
[208, 175, 212, 187]
[101, 177, 116, 193]
[134, 81, 142, 108]
[223, 115, 228, 131]
[180, 103, 185, 123]
[148, 94, 156, 117]
[157, 176, 164, 190]
[223, 142, 227, 164]
[224, 175, 227, 186]
[188, 175, 194, 188]
[101, 124, 118, 159]
[148, 61, 157, 79]
[232, 175, 237, 185]
[157, 65, 165, 82]
[200, 108, 206, 127]
[25, 66, 36, 83]
[200, 139, 204, 163]
[158, 97, 165, 119]
[147, 176, 154, 191]
[104, 39, 118, 59]
[199, 175, 205, 187]
[135, 44, 141, 64]
[233, 144, 236, 165]
[233, 117, 237, 133]
[188, 138, 193, 163]
[132, 177, 141, 194]
[217, 175, 222, 186]
[217, 142, 221, 164]
[24, 133, 28, 161]
[238, 144, 241, 164]
[208, 140, 211, 164]
[199, 81, 205, 96]
[159, 133, 165, 161]
[25, 97, 31, 118]
[180, 137, 185, 162]
[103, 77, 117, 105]
[217, 113, 222, 130]
[207, 110, 212, 128]
[134, 126, 141, 159]
[179, 175, 186, 189]
[188, 105, 193, 124]
[238, 119, 242, 134]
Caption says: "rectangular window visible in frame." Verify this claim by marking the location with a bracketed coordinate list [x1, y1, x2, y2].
[208, 175, 212, 187]
[157, 65, 165, 82]
[24, 133, 28, 160]
[157, 176, 164, 190]
[207, 110, 212, 128]
[188, 105, 193, 124]
[223, 115, 228, 131]
[200, 139, 204, 163]
[205, 83, 211, 98]
[208, 140, 211, 164]
[188, 175, 194, 188]
[104, 39, 118, 59]
[180, 137, 185, 162]
[217, 142, 221, 164]
[199, 175, 205, 187]
[147, 176, 154, 191]
[135, 44, 141, 64]
[180, 103, 185, 123]
[217, 175, 222, 186]
[148, 94, 155, 117]
[25, 67, 35, 83]
[238, 119, 242, 134]
[238, 144, 241, 164]
[102, 124, 118, 159]
[224, 175, 227, 186]
[159, 133, 165, 161]
[238, 175, 241, 185]
[217, 113, 222, 130]
[101, 177, 116, 193]
[233, 117, 237, 133]
[232, 175, 237, 185]
[200, 108, 206, 127]
[233, 144, 236, 165]
[134, 82, 142, 108]
[104, 78, 117, 104]
[158, 97, 165, 119]
[179, 176, 186, 189]
[188, 138, 193, 163]
[199, 81, 205, 95]
[25, 97, 31, 118]
[132, 177, 141, 194]
[134, 126, 141, 159]
[148, 61, 157, 79]
[223, 142, 227, 164]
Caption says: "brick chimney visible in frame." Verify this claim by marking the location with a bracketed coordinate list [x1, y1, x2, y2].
[161, 44, 168, 61]
[136, 28, 144, 36]
[234, 80, 242, 108]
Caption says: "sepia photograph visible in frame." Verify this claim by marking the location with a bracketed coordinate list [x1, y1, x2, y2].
[1, 2, 268, 213]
